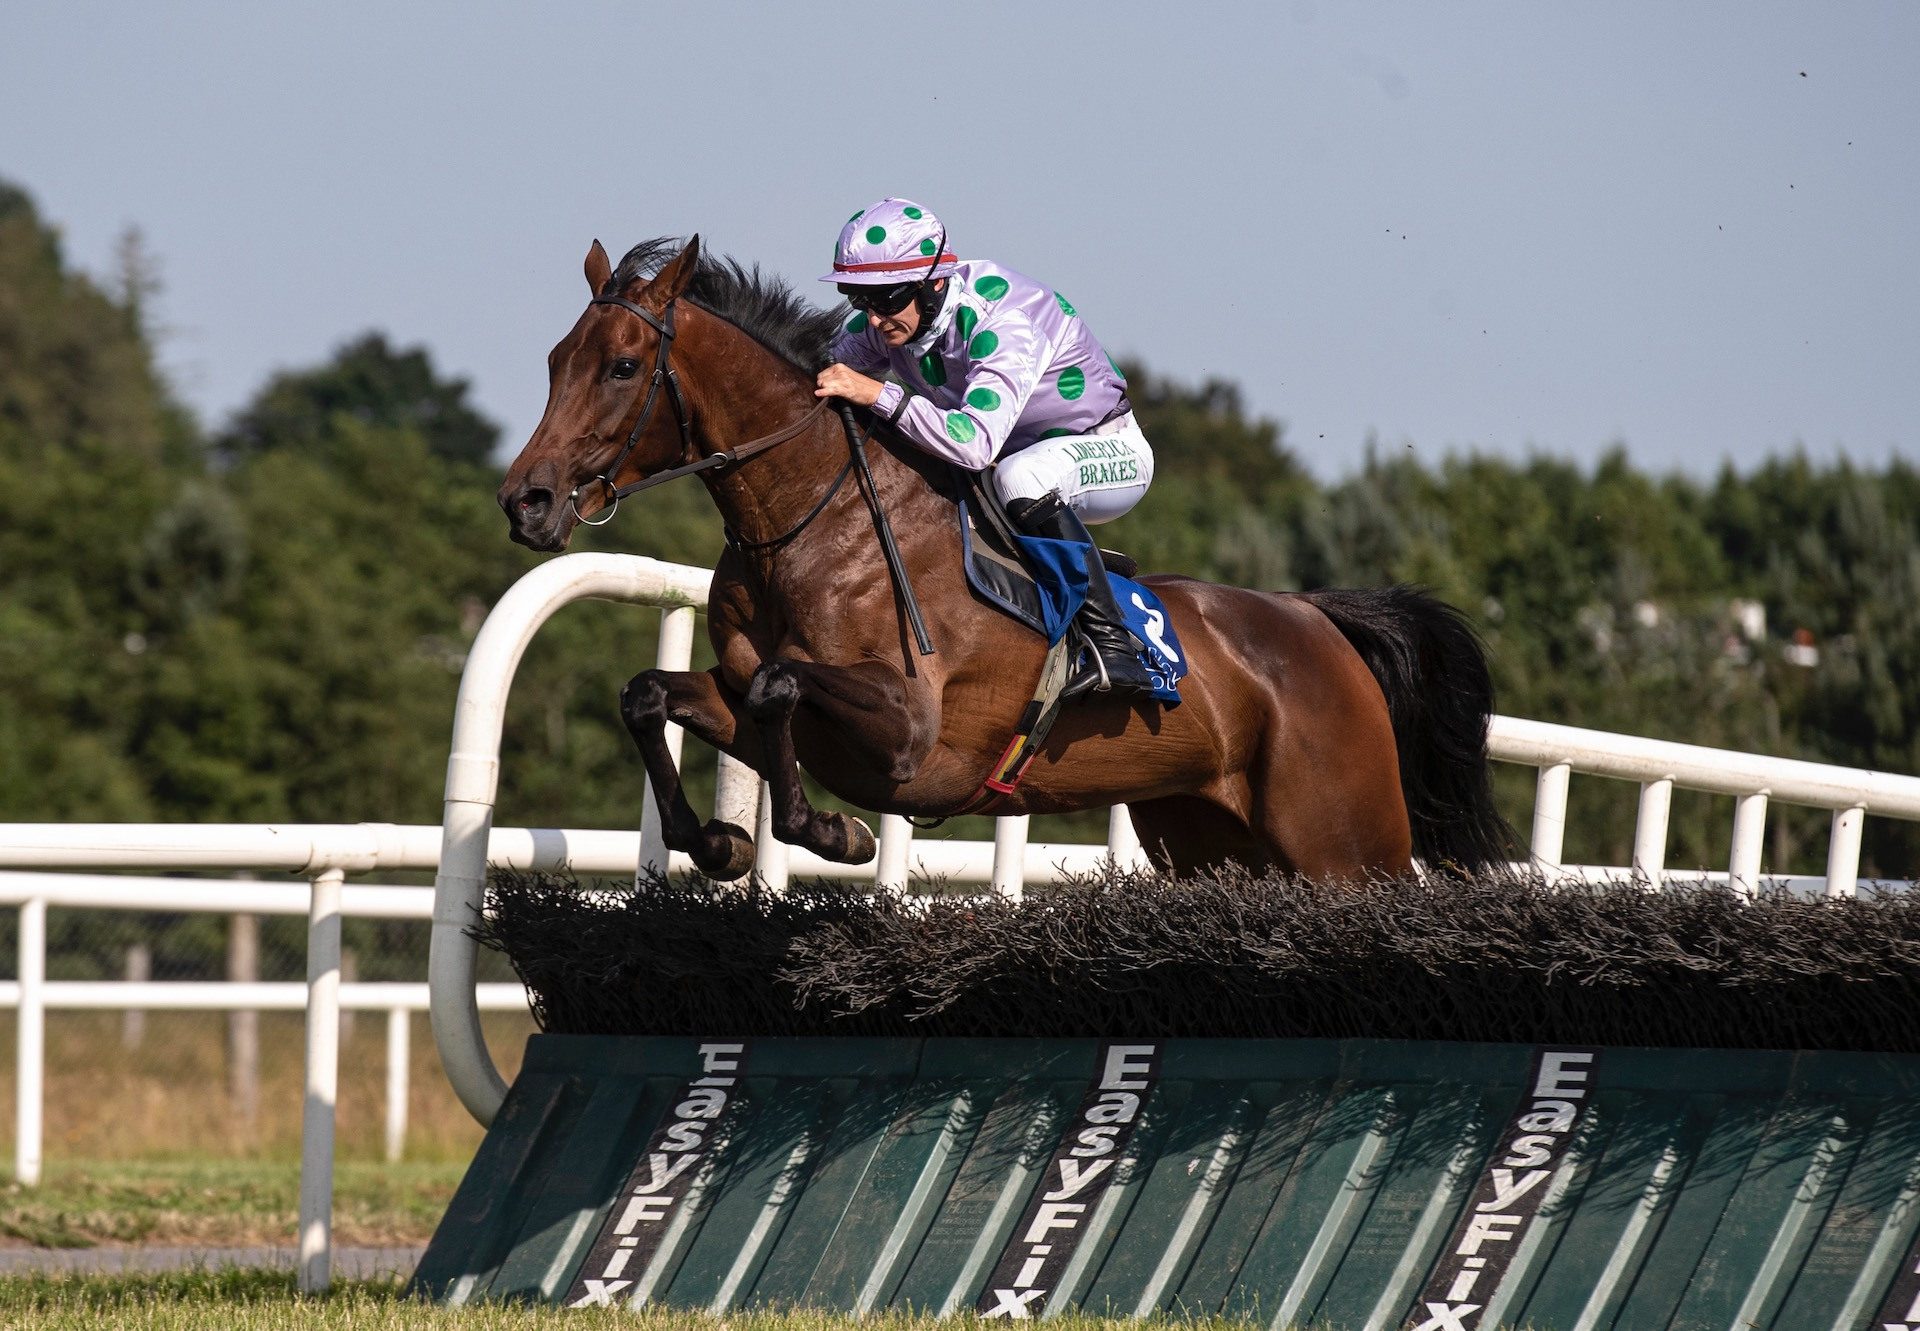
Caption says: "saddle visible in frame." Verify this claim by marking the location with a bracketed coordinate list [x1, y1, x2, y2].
[955, 467, 1136, 639]
[905, 466, 1188, 820]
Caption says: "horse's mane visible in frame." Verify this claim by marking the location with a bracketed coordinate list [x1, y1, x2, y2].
[609, 238, 841, 375]
[607, 237, 936, 478]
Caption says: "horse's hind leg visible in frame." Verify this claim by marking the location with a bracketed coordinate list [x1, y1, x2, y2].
[1246, 658, 1414, 882]
[619, 667, 758, 880]
[1125, 793, 1276, 878]
[743, 661, 882, 864]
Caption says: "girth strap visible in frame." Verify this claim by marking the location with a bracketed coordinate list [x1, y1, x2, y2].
[909, 633, 1073, 827]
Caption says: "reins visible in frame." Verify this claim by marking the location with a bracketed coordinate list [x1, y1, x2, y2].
[839, 402, 934, 656]
[572, 292, 934, 656]
[725, 456, 855, 553]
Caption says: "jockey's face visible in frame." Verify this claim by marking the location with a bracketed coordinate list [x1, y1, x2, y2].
[870, 278, 944, 348]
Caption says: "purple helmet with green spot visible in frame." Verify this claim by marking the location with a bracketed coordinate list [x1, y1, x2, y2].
[820, 197, 959, 286]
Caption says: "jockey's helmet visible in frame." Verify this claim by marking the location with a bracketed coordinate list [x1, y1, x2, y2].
[820, 197, 959, 288]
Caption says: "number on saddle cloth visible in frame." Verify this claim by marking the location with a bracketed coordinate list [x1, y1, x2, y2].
[1112, 575, 1187, 705]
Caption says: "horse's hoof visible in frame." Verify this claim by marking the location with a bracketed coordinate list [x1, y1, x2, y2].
[697, 822, 756, 881]
[841, 816, 877, 865]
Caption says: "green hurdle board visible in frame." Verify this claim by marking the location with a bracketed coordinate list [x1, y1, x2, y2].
[412, 1035, 1920, 1329]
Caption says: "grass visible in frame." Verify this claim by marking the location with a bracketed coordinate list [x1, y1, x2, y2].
[0, 1274, 1309, 1330]
[0, 1009, 537, 1164]
[0, 1009, 539, 1250]
[0, 1158, 464, 1248]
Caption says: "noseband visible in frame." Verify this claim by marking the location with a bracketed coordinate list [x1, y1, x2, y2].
[568, 293, 834, 526]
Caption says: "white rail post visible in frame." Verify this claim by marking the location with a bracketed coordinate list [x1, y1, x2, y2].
[754, 781, 790, 892]
[121, 943, 150, 1049]
[637, 605, 699, 882]
[298, 867, 345, 1294]
[15, 895, 46, 1186]
[228, 911, 260, 1128]
[1106, 805, 1148, 872]
[1531, 762, 1572, 872]
[992, 816, 1030, 900]
[1632, 778, 1673, 890]
[338, 949, 358, 1045]
[875, 814, 912, 891]
[1825, 805, 1865, 898]
[1729, 792, 1769, 898]
[385, 1006, 410, 1164]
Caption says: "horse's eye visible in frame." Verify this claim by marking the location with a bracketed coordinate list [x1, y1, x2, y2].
[610, 358, 640, 380]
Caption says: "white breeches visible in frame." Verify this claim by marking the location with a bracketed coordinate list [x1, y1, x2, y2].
[992, 411, 1155, 525]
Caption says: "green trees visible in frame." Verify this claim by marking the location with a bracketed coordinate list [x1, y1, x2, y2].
[217, 331, 499, 468]
[131, 421, 526, 822]
[1, 175, 1915, 877]
[1721, 458, 1920, 870]
[1100, 360, 1315, 585]
[0, 183, 203, 817]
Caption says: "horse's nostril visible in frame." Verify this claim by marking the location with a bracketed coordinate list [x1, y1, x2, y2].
[516, 487, 553, 516]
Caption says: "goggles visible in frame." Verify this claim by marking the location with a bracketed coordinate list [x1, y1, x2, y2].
[838, 281, 922, 317]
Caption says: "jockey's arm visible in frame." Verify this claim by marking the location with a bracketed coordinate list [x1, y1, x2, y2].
[826, 321, 889, 376]
[822, 312, 1049, 470]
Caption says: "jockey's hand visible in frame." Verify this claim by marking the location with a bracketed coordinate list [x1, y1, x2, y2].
[815, 364, 884, 407]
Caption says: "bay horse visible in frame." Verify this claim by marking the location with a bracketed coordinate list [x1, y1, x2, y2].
[498, 236, 1513, 880]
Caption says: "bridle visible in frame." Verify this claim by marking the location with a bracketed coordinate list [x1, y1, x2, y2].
[567, 292, 831, 527]
[565, 285, 934, 656]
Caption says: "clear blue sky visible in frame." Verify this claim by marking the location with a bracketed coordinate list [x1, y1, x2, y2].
[4, 1, 1915, 478]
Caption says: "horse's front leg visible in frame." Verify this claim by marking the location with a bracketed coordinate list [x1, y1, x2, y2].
[744, 659, 927, 864]
[618, 667, 759, 880]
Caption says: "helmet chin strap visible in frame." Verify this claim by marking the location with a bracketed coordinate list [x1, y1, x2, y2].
[911, 277, 949, 339]
[912, 223, 948, 332]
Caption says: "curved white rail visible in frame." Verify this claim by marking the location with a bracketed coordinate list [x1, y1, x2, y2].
[427, 554, 1920, 1129]
[431, 554, 711, 1125]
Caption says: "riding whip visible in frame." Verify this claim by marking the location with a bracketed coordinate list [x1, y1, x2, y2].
[838, 402, 935, 657]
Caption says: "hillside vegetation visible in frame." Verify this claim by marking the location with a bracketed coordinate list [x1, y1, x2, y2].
[3, 179, 1916, 881]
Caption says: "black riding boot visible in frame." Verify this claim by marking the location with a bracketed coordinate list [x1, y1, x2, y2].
[1009, 493, 1158, 701]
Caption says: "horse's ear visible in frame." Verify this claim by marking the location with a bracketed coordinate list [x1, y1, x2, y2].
[640, 234, 701, 308]
[584, 240, 612, 295]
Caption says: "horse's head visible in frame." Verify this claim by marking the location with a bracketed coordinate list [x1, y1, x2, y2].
[499, 235, 703, 551]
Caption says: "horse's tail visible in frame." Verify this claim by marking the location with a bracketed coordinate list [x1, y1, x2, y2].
[1301, 585, 1518, 873]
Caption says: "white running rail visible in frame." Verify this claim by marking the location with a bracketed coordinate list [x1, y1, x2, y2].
[1492, 715, 1920, 895]
[0, 871, 528, 1181]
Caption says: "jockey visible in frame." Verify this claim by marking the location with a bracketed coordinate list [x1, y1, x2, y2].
[815, 196, 1156, 699]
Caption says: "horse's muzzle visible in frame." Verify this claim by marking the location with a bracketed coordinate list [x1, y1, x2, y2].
[500, 483, 569, 551]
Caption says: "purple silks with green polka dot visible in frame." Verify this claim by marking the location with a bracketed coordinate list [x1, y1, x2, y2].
[828, 245, 1131, 471]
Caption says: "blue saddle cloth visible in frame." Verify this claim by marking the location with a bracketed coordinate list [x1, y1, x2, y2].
[957, 498, 1186, 705]
[1112, 572, 1187, 704]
